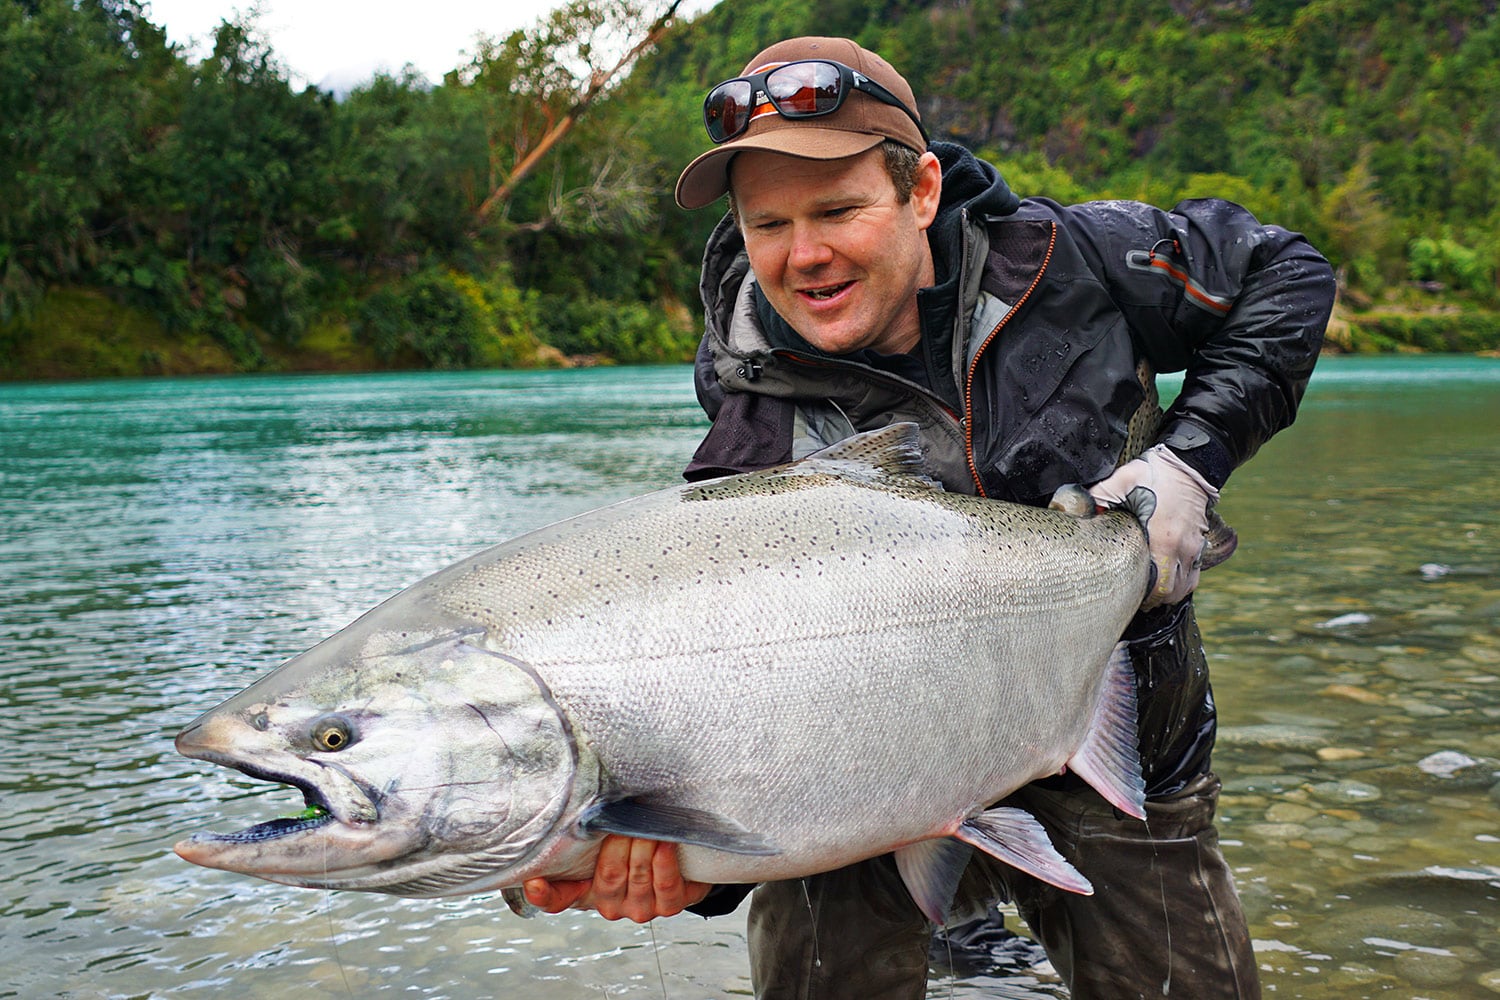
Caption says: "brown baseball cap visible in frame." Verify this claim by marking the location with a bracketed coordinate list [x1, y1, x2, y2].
[674, 36, 927, 210]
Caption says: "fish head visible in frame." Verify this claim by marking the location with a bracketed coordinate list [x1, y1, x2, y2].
[173, 628, 582, 896]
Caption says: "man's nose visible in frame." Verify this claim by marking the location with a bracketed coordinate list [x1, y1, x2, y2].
[787, 223, 835, 271]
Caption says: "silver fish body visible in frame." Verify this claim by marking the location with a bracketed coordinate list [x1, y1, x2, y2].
[174, 424, 1150, 922]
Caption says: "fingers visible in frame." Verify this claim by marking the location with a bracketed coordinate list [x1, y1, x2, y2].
[522, 876, 590, 914]
[519, 834, 639, 915]
[522, 837, 711, 924]
[588, 834, 658, 922]
[648, 840, 713, 916]
[1141, 531, 1207, 610]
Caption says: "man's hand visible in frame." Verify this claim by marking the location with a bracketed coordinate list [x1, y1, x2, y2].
[1089, 444, 1221, 610]
[522, 836, 712, 923]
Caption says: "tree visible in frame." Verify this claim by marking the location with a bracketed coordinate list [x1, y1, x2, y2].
[140, 18, 334, 352]
[463, 0, 685, 228]
[0, 0, 170, 320]
[326, 71, 489, 267]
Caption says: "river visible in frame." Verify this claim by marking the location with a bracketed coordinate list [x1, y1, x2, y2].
[1, 357, 1496, 999]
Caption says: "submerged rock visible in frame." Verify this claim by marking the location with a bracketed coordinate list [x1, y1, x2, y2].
[1318, 905, 1458, 957]
[1218, 724, 1332, 752]
[1395, 948, 1467, 987]
[1307, 779, 1382, 805]
[1418, 750, 1479, 776]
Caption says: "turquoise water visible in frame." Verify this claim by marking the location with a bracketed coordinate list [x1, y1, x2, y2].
[0, 357, 1496, 998]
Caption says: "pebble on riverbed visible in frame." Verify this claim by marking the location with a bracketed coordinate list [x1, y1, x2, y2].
[1320, 683, 1386, 704]
[1316, 746, 1367, 761]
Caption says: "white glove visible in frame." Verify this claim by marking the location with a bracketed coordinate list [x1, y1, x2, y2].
[1089, 444, 1220, 610]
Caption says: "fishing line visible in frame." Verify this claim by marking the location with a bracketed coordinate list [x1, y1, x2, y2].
[1144, 811, 1172, 996]
[320, 835, 355, 998]
[798, 878, 822, 970]
[940, 918, 957, 1000]
[648, 919, 670, 999]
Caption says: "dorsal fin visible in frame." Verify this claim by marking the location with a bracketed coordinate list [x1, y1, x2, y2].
[804, 423, 941, 489]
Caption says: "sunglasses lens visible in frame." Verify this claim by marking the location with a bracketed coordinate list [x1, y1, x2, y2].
[765, 61, 842, 117]
[704, 80, 754, 142]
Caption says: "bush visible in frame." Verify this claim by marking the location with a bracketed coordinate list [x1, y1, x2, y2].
[1407, 236, 1494, 296]
[1345, 311, 1500, 353]
[532, 293, 696, 364]
[356, 267, 487, 368]
[354, 266, 567, 369]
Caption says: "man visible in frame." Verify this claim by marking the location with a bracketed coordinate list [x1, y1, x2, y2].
[525, 35, 1334, 999]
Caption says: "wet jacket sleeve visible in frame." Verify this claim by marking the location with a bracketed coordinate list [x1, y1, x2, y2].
[1056, 197, 1335, 488]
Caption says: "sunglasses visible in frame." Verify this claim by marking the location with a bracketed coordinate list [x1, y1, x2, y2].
[702, 59, 929, 145]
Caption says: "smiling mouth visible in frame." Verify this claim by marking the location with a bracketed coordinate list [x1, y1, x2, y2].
[802, 281, 852, 301]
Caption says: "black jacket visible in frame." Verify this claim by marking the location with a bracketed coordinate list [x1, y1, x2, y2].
[686, 143, 1334, 507]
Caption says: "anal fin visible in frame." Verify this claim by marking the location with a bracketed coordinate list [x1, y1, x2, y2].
[955, 806, 1092, 895]
[502, 886, 538, 917]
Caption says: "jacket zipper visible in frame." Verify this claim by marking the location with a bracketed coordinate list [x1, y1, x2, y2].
[962, 221, 1058, 497]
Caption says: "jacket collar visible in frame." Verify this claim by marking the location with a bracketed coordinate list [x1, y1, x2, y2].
[700, 142, 1020, 405]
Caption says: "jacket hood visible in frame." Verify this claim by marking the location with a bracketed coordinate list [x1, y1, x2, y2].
[927, 140, 1020, 251]
[924, 141, 1019, 303]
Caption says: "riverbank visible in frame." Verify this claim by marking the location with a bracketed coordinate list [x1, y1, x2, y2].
[0, 287, 576, 381]
[3, 284, 1498, 381]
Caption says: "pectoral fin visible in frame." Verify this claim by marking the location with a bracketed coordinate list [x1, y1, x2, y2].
[955, 806, 1093, 895]
[578, 797, 779, 855]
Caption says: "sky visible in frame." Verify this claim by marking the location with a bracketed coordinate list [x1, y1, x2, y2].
[141, 0, 713, 93]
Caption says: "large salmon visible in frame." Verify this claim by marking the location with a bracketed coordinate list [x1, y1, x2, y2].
[173, 424, 1150, 923]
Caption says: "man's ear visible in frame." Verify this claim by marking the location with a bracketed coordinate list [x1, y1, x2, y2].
[910, 152, 944, 230]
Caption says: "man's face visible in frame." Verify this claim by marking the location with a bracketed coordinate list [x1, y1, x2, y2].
[729, 146, 941, 357]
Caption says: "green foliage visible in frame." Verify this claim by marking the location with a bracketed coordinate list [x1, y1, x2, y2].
[532, 293, 696, 363]
[356, 267, 490, 368]
[1407, 237, 1495, 297]
[1345, 310, 1500, 353]
[1319, 156, 1406, 289]
[355, 266, 562, 369]
[0, 287, 237, 379]
[0, 0, 171, 320]
[5, 0, 1500, 374]
[327, 72, 488, 262]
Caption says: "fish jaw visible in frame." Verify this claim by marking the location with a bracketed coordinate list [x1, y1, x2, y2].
[172, 633, 585, 895]
[172, 709, 418, 883]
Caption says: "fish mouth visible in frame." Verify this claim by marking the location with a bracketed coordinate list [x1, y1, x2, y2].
[172, 755, 406, 881]
[173, 717, 392, 876]
[199, 804, 335, 845]
[182, 755, 348, 846]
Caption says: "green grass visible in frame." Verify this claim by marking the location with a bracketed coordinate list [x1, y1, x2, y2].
[0, 288, 237, 380]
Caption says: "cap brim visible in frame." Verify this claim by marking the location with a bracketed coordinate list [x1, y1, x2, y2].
[674, 127, 886, 210]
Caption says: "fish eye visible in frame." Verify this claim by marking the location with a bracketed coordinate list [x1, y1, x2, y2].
[312, 718, 353, 752]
